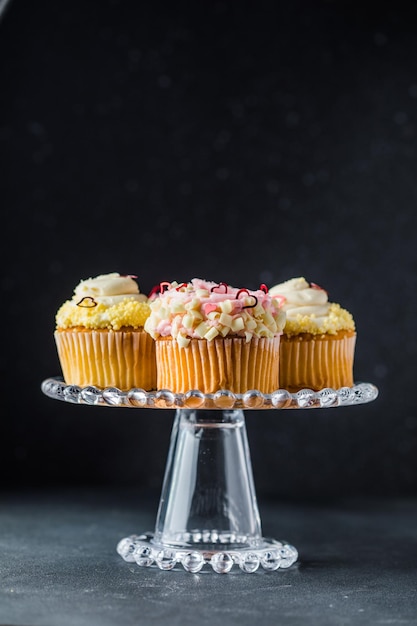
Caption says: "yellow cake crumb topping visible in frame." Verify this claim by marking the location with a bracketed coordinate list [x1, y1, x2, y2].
[56, 298, 151, 331]
[283, 303, 355, 336]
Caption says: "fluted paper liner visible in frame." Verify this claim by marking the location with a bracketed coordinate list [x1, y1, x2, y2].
[155, 336, 280, 394]
[279, 331, 356, 392]
[54, 329, 157, 391]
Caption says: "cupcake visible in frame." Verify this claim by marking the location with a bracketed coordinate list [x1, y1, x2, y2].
[144, 278, 286, 394]
[269, 277, 356, 392]
[54, 272, 156, 391]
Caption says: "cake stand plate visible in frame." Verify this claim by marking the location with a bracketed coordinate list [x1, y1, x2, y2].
[42, 378, 378, 574]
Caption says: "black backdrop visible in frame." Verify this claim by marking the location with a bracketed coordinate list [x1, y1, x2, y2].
[1, 0, 416, 500]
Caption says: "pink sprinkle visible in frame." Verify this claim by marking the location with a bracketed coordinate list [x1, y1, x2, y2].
[211, 282, 228, 293]
[203, 303, 218, 315]
[310, 282, 328, 295]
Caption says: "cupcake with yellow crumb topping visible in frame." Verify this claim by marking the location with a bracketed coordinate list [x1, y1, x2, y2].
[269, 277, 356, 392]
[55, 272, 156, 391]
[144, 278, 286, 394]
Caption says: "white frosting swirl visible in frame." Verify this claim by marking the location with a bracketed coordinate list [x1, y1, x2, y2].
[269, 277, 355, 335]
[269, 277, 329, 320]
[73, 272, 147, 306]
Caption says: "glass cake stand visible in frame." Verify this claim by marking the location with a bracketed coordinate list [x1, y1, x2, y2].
[42, 377, 378, 574]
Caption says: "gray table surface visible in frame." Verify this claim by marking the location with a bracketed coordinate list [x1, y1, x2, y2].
[0, 488, 416, 626]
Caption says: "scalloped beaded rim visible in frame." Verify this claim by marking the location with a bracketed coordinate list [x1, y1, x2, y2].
[116, 533, 299, 574]
[41, 377, 378, 410]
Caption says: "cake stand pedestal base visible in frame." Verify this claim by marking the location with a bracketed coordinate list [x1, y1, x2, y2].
[116, 408, 298, 574]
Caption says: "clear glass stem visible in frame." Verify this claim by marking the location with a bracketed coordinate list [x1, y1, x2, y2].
[154, 409, 262, 548]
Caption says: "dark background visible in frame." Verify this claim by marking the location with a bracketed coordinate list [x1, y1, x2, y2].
[1, 0, 416, 501]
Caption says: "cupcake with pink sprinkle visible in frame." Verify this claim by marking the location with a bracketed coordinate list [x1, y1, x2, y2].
[144, 278, 286, 394]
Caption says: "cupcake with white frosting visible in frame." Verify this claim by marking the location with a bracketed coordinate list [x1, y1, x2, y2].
[144, 278, 286, 394]
[269, 277, 356, 391]
[54, 272, 156, 391]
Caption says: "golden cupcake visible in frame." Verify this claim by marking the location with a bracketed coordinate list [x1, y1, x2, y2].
[144, 278, 286, 394]
[269, 277, 356, 392]
[54, 272, 156, 391]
